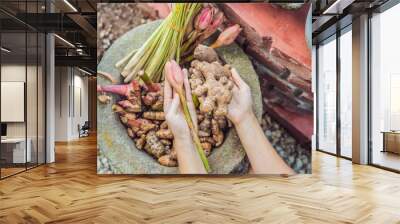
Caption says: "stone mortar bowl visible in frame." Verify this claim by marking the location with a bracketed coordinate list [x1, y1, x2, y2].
[97, 20, 262, 174]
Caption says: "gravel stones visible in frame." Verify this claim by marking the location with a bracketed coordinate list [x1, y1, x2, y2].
[98, 148, 118, 174]
[261, 113, 311, 173]
[97, 3, 156, 62]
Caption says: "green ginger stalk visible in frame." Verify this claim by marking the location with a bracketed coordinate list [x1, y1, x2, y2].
[116, 3, 203, 84]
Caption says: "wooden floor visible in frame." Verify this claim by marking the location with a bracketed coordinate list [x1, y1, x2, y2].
[1, 167, 26, 178]
[1, 163, 43, 178]
[0, 135, 400, 223]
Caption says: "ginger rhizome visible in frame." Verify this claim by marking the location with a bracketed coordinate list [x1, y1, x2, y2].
[97, 45, 235, 168]
[189, 45, 234, 117]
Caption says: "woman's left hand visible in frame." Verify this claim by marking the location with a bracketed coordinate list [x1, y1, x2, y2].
[164, 68, 197, 139]
[164, 64, 206, 174]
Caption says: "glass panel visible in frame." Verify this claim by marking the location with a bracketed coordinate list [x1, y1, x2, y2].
[26, 0, 38, 169]
[339, 28, 352, 158]
[317, 36, 337, 154]
[371, 4, 400, 171]
[38, 32, 45, 165]
[1, 30, 27, 177]
[27, 31, 38, 169]
[0, 1, 46, 178]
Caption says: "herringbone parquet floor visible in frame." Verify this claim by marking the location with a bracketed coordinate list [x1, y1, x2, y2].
[1, 135, 400, 224]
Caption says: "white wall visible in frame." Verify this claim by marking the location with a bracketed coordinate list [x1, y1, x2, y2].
[54, 67, 89, 141]
[1, 65, 26, 139]
[1, 65, 39, 138]
[71, 73, 89, 138]
[55, 66, 69, 141]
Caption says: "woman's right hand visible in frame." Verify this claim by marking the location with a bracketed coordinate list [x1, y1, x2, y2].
[227, 68, 254, 126]
[226, 68, 295, 174]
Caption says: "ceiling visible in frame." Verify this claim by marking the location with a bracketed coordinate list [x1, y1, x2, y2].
[1, 0, 397, 72]
[0, 0, 98, 73]
[311, 0, 392, 44]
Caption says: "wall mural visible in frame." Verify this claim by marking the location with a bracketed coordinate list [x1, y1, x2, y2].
[97, 3, 312, 174]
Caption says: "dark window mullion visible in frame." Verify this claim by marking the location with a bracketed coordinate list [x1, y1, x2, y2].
[336, 28, 341, 157]
[0, 22, 2, 179]
[25, 0, 28, 171]
[36, 0, 39, 167]
[367, 11, 373, 165]
[44, 28, 47, 163]
[316, 44, 319, 150]
[72, 68, 75, 118]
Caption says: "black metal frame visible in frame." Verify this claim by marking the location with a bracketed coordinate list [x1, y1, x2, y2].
[315, 44, 319, 152]
[336, 25, 341, 159]
[0, 17, 2, 179]
[0, 0, 47, 180]
[367, 10, 373, 166]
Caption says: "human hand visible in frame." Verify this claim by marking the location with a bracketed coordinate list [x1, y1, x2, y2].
[163, 61, 207, 174]
[164, 66, 197, 139]
[227, 68, 254, 126]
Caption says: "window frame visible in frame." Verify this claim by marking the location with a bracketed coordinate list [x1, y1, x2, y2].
[367, 1, 400, 173]
[315, 24, 353, 161]
[0, 0, 47, 180]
